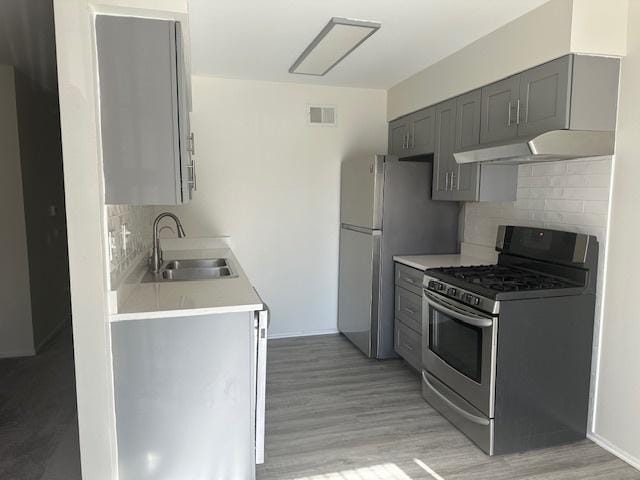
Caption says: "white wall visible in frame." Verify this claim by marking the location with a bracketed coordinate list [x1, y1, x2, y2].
[387, 0, 628, 120]
[164, 76, 387, 338]
[592, 1, 640, 468]
[0, 0, 71, 351]
[0, 65, 34, 358]
[53, 1, 188, 478]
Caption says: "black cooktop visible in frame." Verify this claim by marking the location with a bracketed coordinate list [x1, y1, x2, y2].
[426, 264, 587, 301]
[434, 265, 578, 292]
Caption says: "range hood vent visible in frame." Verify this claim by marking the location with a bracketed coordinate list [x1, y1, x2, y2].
[454, 130, 615, 165]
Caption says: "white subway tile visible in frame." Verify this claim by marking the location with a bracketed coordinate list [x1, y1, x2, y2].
[566, 158, 612, 175]
[583, 201, 609, 215]
[531, 162, 567, 176]
[544, 199, 583, 212]
[518, 165, 533, 177]
[518, 175, 550, 188]
[561, 187, 610, 201]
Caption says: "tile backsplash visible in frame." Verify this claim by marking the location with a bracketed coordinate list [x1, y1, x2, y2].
[106, 205, 155, 286]
[462, 155, 613, 430]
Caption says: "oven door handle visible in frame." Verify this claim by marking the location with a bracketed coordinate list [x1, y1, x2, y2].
[423, 290, 494, 328]
[422, 370, 490, 426]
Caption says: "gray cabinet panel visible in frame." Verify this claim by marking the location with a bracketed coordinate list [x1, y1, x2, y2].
[518, 55, 571, 138]
[394, 320, 421, 371]
[96, 15, 191, 205]
[433, 98, 457, 200]
[395, 286, 422, 333]
[395, 263, 423, 296]
[388, 118, 409, 156]
[480, 75, 519, 144]
[112, 313, 256, 479]
[409, 106, 436, 156]
[454, 89, 481, 201]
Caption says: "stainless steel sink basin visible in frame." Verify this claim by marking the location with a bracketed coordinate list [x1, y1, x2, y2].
[141, 258, 237, 283]
[165, 258, 228, 270]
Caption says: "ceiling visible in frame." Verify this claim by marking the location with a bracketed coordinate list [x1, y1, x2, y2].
[188, 0, 549, 90]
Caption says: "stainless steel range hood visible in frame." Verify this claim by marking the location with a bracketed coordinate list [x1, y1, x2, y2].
[454, 130, 615, 165]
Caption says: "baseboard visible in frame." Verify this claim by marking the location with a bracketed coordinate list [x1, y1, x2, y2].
[35, 318, 70, 353]
[0, 348, 36, 359]
[268, 329, 339, 340]
[588, 432, 640, 471]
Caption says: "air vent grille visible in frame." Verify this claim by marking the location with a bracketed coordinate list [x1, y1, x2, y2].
[308, 105, 336, 126]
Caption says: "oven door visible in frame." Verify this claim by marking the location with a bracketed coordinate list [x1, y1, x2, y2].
[422, 289, 497, 417]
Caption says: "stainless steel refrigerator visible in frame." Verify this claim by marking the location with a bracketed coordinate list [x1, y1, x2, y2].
[338, 155, 459, 359]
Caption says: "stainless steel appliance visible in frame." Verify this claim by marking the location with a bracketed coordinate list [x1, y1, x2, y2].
[338, 155, 459, 359]
[421, 225, 598, 455]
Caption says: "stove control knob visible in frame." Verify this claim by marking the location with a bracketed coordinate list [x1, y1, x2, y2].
[447, 287, 457, 296]
[465, 294, 480, 306]
[427, 281, 438, 290]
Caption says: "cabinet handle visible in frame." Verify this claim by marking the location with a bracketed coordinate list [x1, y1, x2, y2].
[187, 132, 195, 155]
[507, 100, 512, 126]
[186, 133, 197, 191]
[400, 276, 417, 285]
[403, 307, 417, 315]
[403, 343, 414, 352]
[451, 171, 456, 191]
[516, 99, 521, 125]
[444, 172, 449, 191]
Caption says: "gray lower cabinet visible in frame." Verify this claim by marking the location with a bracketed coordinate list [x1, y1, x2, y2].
[96, 15, 195, 205]
[394, 262, 423, 371]
[111, 312, 257, 479]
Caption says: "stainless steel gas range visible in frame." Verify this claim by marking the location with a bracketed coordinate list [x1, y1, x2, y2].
[420, 225, 598, 455]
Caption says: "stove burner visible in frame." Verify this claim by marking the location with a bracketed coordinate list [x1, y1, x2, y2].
[435, 265, 577, 293]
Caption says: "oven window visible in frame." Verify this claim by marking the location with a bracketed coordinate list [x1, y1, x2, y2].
[429, 309, 483, 383]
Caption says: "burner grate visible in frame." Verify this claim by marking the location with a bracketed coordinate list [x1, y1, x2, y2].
[437, 265, 577, 293]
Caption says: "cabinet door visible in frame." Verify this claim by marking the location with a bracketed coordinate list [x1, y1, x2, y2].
[96, 15, 188, 205]
[409, 106, 436, 156]
[388, 118, 409, 156]
[480, 75, 519, 144]
[517, 55, 572, 138]
[433, 98, 457, 200]
[453, 89, 481, 201]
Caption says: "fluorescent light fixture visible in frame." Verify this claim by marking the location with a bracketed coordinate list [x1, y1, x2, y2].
[289, 17, 381, 76]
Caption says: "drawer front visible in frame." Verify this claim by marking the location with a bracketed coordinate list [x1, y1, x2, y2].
[395, 287, 422, 333]
[395, 320, 421, 371]
[395, 263, 423, 295]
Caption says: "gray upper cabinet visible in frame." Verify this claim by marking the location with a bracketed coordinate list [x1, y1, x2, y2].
[389, 53, 619, 203]
[480, 75, 519, 144]
[408, 107, 436, 156]
[517, 55, 571, 138]
[96, 15, 194, 206]
[388, 118, 409, 157]
[454, 89, 481, 201]
[388, 107, 436, 158]
[432, 98, 457, 201]
[480, 56, 572, 143]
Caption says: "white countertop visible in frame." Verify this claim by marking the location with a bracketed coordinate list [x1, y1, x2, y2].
[393, 253, 489, 271]
[393, 242, 499, 271]
[109, 238, 263, 322]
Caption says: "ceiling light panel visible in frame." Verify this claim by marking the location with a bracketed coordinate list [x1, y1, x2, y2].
[289, 17, 381, 76]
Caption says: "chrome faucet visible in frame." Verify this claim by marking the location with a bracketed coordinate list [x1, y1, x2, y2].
[150, 212, 186, 273]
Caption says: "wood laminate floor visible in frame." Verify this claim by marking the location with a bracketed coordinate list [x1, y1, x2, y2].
[257, 334, 640, 480]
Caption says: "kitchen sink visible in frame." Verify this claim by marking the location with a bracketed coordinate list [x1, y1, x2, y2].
[141, 258, 237, 283]
[164, 258, 228, 270]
